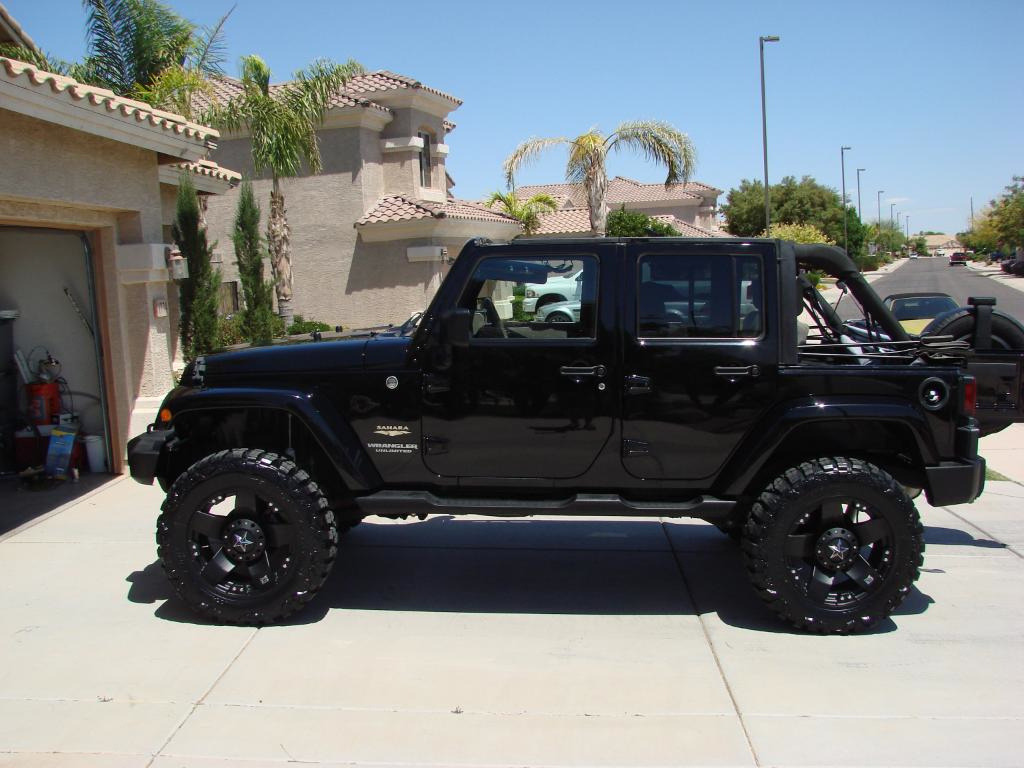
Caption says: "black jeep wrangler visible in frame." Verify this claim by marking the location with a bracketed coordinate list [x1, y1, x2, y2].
[128, 238, 1024, 633]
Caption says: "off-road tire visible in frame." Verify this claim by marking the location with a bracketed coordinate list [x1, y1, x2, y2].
[157, 449, 338, 625]
[742, 457, 924, 634]
[922, 308, 1024, 350]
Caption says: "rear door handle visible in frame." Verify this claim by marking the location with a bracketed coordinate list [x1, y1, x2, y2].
[714, 365, 760, 378]
[625, 375, 652, 395]
[560, 365, 607, 378]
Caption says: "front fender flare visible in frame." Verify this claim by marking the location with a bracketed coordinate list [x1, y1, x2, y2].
[163, 387, 381, 491]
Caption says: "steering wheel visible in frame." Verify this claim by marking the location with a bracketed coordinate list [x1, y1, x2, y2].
[478, 297, 507, 338]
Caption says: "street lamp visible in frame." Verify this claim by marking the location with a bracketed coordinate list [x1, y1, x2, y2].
[759, 35, 780, 235]
[876, 190, 884, 253]
[890, 202, 896, 230]
[906, 215, 910, 241]
[840, 146, 851, 254]
[856, 168, 865, 220]
[896, 211, 902, 230]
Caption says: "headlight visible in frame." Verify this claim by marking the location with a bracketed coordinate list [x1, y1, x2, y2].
[525, 289, 536, 298]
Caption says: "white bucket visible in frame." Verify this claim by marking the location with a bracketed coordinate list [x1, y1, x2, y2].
[83, 434, 106, 472]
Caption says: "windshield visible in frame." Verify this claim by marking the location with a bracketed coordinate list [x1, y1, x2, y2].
[888, 296, 957, 321]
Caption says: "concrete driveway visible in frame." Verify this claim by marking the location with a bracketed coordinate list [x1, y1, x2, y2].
[1, 475, 1022, 767]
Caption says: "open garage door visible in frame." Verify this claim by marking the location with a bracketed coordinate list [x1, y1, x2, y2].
[0, 227, 112, 476]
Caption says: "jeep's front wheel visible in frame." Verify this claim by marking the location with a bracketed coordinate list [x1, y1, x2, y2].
[742, 457, 923, 634]
[157, 449, 338, 624]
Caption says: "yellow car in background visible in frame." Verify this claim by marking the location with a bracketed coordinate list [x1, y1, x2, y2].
[884, 293, 959, 335]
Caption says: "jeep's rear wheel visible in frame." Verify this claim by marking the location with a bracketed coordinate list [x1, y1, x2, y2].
[742, 457, 923, 634]
[157, 449, 338, 624]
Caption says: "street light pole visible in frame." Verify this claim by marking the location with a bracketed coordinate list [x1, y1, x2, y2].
[890, 202, 896, 230]
[856, 168, 865, 220]
[876, 190, 884, 251]
[840, 146, 851, 253]
[906, 215, 910, 241]
[759, 35, 780, 236]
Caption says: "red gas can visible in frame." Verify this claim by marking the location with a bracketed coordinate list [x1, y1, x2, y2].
[27, 381, 61, 424]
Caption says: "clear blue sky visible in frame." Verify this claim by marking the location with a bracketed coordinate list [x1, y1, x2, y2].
[7, 0, 1022, 235]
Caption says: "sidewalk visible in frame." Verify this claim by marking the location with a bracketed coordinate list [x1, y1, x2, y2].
[965, 261, 1024, 296]
[0, 469, 1022, 766]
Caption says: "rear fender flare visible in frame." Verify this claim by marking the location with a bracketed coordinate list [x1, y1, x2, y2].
[718, 399, 940, 496]
[164, 387, 381, 491]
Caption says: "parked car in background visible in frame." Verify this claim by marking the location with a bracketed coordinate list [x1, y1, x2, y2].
[949, 252, 968, 266]
[536, 299, 580, 323]
[522, 266, 583, 313]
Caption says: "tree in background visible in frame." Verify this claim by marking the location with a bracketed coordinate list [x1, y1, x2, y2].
[606, 207, 680, 237]
[913, 236, 929, 257]
[723, 175, 867, 258]
[504, 121, 696, 236]
[206, 54, 364, 325]
[873, 220, 906, 255]
[485, 191, 559, 236]
[0, 0, 231, 119]
[958, 207, 1000, 254]
[758, 221, 833, 244]
[173, 174, 220, 361]
[232, 181, 276, 345]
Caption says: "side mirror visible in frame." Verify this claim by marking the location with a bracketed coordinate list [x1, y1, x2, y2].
[445, 308, 471, 348]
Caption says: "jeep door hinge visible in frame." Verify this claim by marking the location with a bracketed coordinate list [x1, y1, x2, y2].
[622, 438, 650, 457]
[423, 435, 449, 455]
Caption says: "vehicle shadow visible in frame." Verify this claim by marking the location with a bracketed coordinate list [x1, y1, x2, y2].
[128, 516, 932, 634]
[923, 525, 1008, 549]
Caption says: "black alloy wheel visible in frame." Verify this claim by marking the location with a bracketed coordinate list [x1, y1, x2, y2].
[157, 449, 338, 624]
[743, 457, 924, 634]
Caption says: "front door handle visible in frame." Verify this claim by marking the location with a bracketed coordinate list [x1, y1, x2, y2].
[714, 365, 761, 379]
[560, 365, 607, 378]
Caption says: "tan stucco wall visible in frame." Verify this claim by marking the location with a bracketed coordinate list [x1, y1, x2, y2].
[0, 109, 163, 242]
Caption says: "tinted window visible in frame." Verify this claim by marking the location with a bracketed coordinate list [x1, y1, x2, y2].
[460, 255, 598, 340]
[637, 254, 763, 338]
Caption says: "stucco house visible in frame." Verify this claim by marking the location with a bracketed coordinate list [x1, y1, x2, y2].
[513, 177, 727, 237]
[199, 72, 521, 330]
[0, 6, 237, 471]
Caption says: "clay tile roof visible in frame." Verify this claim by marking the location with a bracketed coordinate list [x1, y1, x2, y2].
[607, 177, 701, 202]
[0, 3, 39, 53]
[650, 215, 729, 237]
[533, 208, 593, 235]
[0, 56, 219, 146]
[516, 178, 717, 206]
[356, 196, 518, 227]
[170, 158, 241, 184]
[343, 70, 462, 105]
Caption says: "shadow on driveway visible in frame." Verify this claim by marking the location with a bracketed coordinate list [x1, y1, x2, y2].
[127, 517, 933, 634]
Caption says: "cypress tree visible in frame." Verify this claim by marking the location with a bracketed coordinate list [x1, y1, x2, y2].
[173, 174, 221, 360]
[232, 180, 276, 344]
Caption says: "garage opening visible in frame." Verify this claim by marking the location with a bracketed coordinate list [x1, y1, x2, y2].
[0, 227, 114, 530]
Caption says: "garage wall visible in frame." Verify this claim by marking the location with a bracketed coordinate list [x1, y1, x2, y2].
[0, 228, 106, 437]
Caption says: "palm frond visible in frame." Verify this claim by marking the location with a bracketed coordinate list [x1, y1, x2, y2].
[521, 193, 559, 215]
[136, 64, 211, 118]
[503, 137, 568, 189]
[565, 130, 605, 186]
[610, 120, 696, 186]
[190, 4, 234, 76]
[82, 0, 134, 93]
[0, 44, 76, 75]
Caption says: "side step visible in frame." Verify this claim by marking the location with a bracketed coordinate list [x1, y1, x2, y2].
[355, 490, 735, 521]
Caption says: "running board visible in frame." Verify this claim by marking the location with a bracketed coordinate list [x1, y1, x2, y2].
[355, 491, 735, 521]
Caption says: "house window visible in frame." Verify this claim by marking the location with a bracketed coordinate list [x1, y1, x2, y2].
[219, 281, 240, 315]
[418, 131, 432, 188]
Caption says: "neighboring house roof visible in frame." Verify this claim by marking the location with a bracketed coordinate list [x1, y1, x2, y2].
[1, 56, 219, 156]
[192, 69, 460, 117]
[650, 215, 729, 237]
[0, 3, 39, 54]
[530, 208, 726, 237]
[515, 176, 717, 207]
[923, 234, 961, 249]
[356, 195, 519, 226]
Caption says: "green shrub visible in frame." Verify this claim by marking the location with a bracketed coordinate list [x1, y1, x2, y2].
[287, 315, 333, 335]
[218, 313, 284, 348]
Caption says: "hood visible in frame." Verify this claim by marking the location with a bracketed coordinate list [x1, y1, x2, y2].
[199, 335, 412, 383]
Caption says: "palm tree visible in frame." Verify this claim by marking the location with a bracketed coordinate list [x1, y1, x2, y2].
[484, 191, 559, 236]
[0, 0, 231, 119]
[205, 55, 364, 324]
[504, 121, 696, 236]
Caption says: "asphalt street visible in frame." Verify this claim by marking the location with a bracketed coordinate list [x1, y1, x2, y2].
[836, 257, 1024, 322]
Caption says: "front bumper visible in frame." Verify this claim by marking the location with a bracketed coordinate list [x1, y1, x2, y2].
[126, 427, 172, 486]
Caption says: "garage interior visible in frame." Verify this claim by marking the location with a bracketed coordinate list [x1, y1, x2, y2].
[0, 226, 116, 534]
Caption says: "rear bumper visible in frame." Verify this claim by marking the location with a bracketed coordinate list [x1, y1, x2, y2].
[126, 427, 172, 486]
[924, 422, 985, 506]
